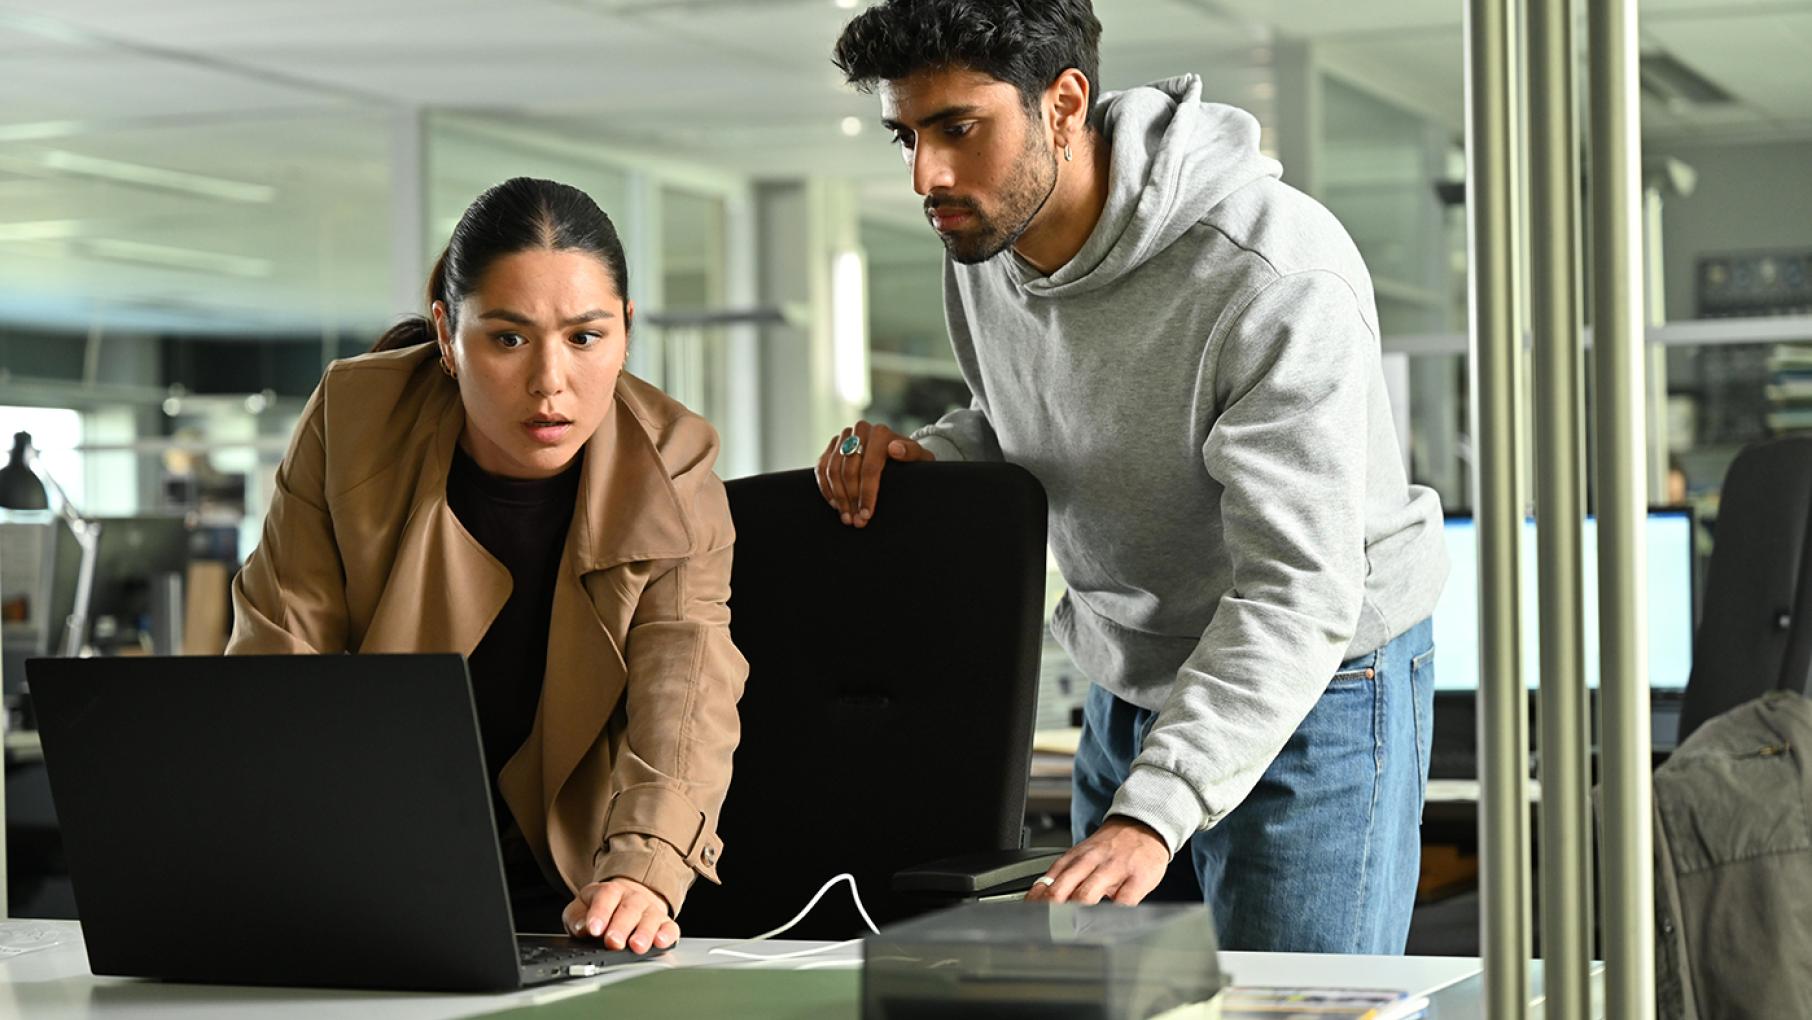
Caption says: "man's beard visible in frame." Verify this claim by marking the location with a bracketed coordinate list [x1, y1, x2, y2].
[929, 134, 1060, 265]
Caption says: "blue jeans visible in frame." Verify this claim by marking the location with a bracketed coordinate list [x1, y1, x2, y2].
[1072, 618, 1435, 954]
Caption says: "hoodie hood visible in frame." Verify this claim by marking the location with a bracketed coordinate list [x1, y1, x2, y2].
[1019, 74, 1282, 298]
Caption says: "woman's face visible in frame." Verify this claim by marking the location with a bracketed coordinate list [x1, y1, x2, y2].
[433, 248, 632, 480]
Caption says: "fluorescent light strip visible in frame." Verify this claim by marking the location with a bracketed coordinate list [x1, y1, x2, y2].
[39, 150, 276, 204]
[0, 220, 85, 242]
[832, 249, 870, 407]
[0, 121, 85, 144]
[75, 237, 272, 278]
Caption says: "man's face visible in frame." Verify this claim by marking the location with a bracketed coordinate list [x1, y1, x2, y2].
[878, 67, 1059, 265]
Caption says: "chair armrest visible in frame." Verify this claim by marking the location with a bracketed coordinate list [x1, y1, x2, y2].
[891, 847, 1065, 897]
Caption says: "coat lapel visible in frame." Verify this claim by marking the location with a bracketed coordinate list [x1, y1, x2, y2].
[495, 387, 696, 891]
[570, 391, 695, 575]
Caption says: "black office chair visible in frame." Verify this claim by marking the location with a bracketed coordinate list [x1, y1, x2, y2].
[1679, 435, 1812, 742]
[678, 462, 1060, 940]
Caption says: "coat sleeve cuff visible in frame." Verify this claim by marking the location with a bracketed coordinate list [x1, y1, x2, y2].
[594, 784, 725, 917]
[593, 836, 703, 916]
[1108, 764, 1208, 857]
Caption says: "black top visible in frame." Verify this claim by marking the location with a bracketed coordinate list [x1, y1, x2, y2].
[445, 444, 583, 833]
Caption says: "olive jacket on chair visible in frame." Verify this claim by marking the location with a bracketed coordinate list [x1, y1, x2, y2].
[1653, 689, 1812, 1018]
[226, 343, 748, 916]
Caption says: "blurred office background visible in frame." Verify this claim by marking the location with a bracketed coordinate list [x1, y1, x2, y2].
[2, 0, 1810, 927]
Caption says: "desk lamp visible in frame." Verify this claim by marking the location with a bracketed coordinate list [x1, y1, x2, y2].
[0, 432, 49, 510]
[0, 431, 99, 656]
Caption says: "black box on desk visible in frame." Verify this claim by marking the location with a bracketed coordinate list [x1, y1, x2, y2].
[862, 901, 1226, 1020]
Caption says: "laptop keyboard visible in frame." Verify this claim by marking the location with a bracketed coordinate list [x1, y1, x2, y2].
[515, 935, 666, 984]
[519, 941, 613, 967]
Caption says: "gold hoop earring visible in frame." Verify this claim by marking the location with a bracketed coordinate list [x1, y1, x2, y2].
[441, 359, 457, 380]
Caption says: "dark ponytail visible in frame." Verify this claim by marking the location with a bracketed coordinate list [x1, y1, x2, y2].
[367, 178, 630, 354]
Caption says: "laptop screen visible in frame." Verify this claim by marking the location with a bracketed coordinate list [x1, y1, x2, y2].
[1430, 509, 1695, 692]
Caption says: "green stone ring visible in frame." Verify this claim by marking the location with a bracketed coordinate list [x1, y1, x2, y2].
[839, 434, 864, 457]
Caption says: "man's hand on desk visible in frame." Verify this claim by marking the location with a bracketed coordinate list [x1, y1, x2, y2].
[1025, 816, 1169, 906]
[563, 877, 678, 955]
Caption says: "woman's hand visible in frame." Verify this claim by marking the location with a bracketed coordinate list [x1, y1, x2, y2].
[562, 877, 679, 954]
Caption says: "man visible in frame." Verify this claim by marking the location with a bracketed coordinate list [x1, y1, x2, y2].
[819, 0, 1447, 954]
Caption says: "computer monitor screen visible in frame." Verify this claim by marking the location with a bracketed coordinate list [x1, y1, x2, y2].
[87, 516, 190, 631]
[1431, 509, 1694, 691]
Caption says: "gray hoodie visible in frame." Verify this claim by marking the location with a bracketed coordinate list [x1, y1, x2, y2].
[912, 75, 1448, 854]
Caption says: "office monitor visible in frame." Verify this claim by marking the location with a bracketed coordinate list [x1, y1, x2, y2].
[82, 516, 190, 652]
[1431, 508, 1695, 692]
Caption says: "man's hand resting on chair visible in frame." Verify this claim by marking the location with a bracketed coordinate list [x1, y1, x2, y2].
[1025, 816, 1170, 906]
[815, 420, 937, 529]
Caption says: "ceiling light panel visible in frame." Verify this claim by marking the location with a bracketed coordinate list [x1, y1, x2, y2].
[36, 150, 276, 203]
[75, 237, 273, 278]
[1644, 13, 1812, 123]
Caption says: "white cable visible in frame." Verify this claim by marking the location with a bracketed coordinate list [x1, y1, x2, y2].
[708, 937, 863, 963]
[705, 872, 880, 963]
[732, 872, 882, 942]
[793, 957, 864, 971]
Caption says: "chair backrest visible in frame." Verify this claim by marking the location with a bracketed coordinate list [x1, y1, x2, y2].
[678, 463, 1048, 940]
[1680, 435, 1812, 742]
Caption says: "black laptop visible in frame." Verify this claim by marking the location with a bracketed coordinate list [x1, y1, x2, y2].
[27, 653, 651, 992]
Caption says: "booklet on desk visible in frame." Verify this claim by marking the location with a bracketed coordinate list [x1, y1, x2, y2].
[1222, 986, 1430, 1020]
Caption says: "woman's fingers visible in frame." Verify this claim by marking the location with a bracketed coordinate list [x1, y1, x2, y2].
[569, 879, 675, 953]
[582, 883, 624, 940]
[627, 907, 667, 955]
[654, 919, 680, 950]
[562, 897, 586, 936]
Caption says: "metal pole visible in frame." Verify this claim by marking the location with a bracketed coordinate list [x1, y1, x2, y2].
[1589, 0, 1656, 1013]
[1527, 0, 1593, 1016]
[388, 107, 428, 320]
[1643, 187, 1671, 503]
[1468, 0, 1533, 1014]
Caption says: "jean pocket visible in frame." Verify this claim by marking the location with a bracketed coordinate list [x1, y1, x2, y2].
[1410, 644, 1436, 803]
[1411, 645, 1436, 674]
[1327, 663, 1378, 691]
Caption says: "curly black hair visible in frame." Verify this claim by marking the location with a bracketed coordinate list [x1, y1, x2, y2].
[832, 0, 1102, 122]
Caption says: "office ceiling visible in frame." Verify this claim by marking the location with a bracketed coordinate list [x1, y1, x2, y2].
[1, 0, 1809, 337]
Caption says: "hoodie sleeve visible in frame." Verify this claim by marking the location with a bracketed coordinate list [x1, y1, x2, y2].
[910, 260, 1004, 463]
[1108, 270, 1373, 853]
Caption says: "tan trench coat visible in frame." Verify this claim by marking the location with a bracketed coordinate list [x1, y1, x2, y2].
[226, 343, 748, 915]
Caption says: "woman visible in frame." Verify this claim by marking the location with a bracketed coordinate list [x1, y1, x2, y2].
[227, 177, 747, 956]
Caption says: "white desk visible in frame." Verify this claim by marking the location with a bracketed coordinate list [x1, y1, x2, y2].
[8, 919, 732, 1019]
[0, 919, 1597, 1018]
[1427, 778, 1542, 804]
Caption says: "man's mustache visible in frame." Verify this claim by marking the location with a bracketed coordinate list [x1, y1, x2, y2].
[925, 195, 981, 215]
